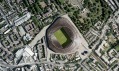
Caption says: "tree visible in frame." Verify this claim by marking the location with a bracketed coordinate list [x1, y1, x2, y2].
[34, 3, 41, 13]
[0, 0, 3, 2]
[22, 0, 29, 7]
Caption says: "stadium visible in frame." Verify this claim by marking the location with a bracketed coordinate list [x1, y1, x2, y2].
[46, 15, 88, 54]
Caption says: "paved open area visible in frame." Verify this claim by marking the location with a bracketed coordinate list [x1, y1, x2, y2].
[29, 25, 49, 48]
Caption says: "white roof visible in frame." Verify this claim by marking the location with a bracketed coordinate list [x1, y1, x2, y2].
[18, 26, 26, 36]
[4, 28, 11, 34]
[23, 33, 32, 41]
[95, 41, 106, 56]
[102, 54, 109, 64]
[24, 47, 34, 56]
[15, 49, 24, 58]
[15, 12, 31, 26]
[113, 65, 119, 71]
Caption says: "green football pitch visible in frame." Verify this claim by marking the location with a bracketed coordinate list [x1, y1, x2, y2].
[54, 28, 72, 47]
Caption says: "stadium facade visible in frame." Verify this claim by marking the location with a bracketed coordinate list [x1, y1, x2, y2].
[46, 15, 89, 55]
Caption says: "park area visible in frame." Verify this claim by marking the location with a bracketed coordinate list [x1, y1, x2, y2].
[54, 28, 72, 47]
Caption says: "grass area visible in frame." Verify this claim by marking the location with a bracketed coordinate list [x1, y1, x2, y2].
[54, 28, 72, 47]
[114, 45, 119, 52]
[31, 16, 39, 27]
[89, 0, 102, 19]
[59, 0, 65, 4]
